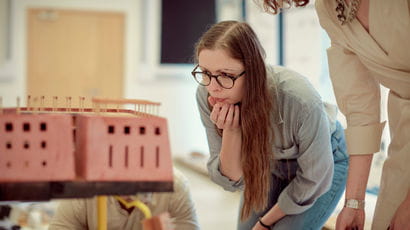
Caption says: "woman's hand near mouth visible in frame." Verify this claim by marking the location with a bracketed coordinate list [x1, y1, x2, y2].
[208, 96, 240, 131]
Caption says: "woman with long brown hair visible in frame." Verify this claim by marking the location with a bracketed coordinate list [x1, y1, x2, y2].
[191, 20, 348, 229]
[260, 1, 410, 229]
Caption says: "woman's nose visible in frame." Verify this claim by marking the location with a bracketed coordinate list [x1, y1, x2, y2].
[207, 77, 221, 91]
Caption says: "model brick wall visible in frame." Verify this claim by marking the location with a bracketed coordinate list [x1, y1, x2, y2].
[0, 113, 75, 182]
[75, 114, 173, 182]
[0, 106, 173, 183]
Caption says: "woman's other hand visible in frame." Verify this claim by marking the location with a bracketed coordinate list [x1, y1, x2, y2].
[336, 207, 365, 230]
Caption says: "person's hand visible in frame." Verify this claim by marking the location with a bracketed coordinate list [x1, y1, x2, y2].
[336, 207, 365, 230]
[208, 96, 240, 132]
[388, 198, 410, 230]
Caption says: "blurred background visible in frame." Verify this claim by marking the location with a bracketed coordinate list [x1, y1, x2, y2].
[0, 0, 388, 229]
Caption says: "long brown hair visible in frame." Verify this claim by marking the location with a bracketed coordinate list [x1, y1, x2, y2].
[258, 0, 310, 14]
[195, 21, 274, 220]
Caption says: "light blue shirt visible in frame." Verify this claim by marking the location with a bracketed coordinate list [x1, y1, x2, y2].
[196, 65, 336, 215]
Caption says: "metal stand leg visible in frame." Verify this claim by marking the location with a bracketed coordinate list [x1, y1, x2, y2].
[97, 196, 107, 230]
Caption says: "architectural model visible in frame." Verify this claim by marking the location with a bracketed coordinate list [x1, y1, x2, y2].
[0, 96, 173, 184]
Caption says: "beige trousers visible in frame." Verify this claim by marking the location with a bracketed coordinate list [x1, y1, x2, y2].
[372, 90, 410, 229]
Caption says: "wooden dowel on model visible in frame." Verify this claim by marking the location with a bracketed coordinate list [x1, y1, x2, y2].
[90, 97, 161, 116]
[33, 97, 39, 114]
[27, 95, 31, 111]
[92, 98, 160, 106]
[53, 96, 58, 112]
[66, 96, 72, 112]
[93, 101, 100, 114]
[16, 97, 20, 114]
[40, 96, 45, 112]
[79, 96, 85, 112]
[82, 97, 86, 111]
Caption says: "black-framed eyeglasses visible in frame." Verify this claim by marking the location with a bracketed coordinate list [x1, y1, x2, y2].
[191, 64, 245, 89]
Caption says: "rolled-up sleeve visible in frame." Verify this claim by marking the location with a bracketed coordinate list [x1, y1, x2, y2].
[316, 0, 385, 155]
[278, 102, 334, 214]
[195, 86, 244, 192]
[327, 44, 385, 155]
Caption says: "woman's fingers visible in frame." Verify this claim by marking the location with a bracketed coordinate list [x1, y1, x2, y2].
[216, 104, 230, 128]
[210, 103, 240, 130]
[233, 105, 240, 128]
[225, 104, 234, 126]
[210, 103, 222, 124]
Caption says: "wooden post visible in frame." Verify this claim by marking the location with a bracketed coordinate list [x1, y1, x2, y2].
[53, 96, 58, 112]
[97, 196, 107, 230]
[66, 96, 72, 112]
[27, 95, 31, 111]
[40, 96, 45, 111]
[16, 97, 20, 114]
[33, 97, 39, 114]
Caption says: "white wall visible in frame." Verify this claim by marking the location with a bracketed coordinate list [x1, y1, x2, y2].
[0, 0, 351, 159]
[0, 0, 209, 157]
[246, 2, 278, 66]
[0, 0, 8, 66]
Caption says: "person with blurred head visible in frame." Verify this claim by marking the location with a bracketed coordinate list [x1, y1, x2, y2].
[48, 169, 199, 230]
[260, 1, 410, 229]
[192, 20, 348, 229]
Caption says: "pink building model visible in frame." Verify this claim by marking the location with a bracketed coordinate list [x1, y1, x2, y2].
[0, 97, 173, 185]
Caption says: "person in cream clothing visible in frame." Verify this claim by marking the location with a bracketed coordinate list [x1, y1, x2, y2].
[259, 0, 409, 229]
[315, 0, 410, 229]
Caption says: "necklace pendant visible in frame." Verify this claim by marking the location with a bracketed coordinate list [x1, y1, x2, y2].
[335, 0, 361, 25]
[337, 14, 346, 24]
[336, 3, 344, 12]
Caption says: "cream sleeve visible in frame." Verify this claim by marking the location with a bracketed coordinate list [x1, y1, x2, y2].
[316, 0, 385, 155]
[327, 43, 385, 155]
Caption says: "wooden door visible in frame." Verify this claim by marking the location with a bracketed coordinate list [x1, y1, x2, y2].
[27, 9, 124, 108]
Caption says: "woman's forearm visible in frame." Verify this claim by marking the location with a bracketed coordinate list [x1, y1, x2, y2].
[219, 129, 243, 181]
[345, 154, 373, 200]
[261, 203, 286, 226]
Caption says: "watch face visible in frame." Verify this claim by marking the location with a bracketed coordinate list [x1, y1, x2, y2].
[348, 200, 358, 208]
[345, 199, 365, 209]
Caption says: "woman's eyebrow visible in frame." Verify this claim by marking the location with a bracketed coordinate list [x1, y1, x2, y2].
[199, 66, 239, 72]
[220, 68, 240, 72]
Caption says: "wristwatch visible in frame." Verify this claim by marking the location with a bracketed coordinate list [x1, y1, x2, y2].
[344, 199, 365, 209]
